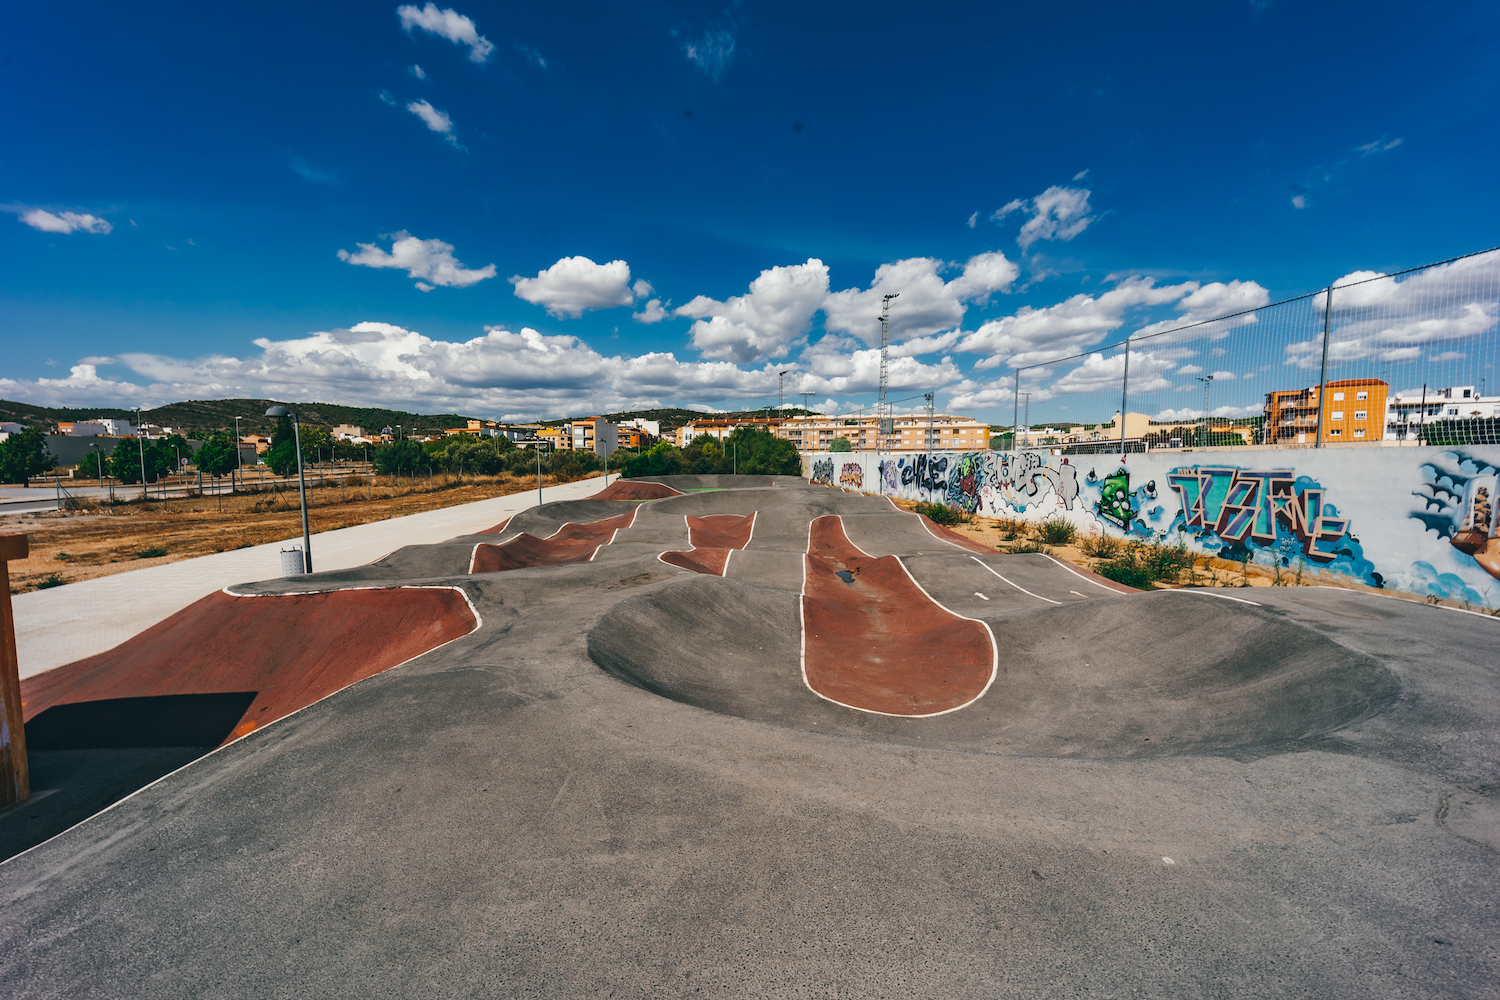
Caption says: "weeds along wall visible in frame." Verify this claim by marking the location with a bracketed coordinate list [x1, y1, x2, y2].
[805, 446, 1500, 606]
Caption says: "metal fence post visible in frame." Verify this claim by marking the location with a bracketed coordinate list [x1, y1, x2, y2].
[1012, 368, 1020, 454]
[1315, 284, 1333, 448]
[1118, 340, 1131, 456]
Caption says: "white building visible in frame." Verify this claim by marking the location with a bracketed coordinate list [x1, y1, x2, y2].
[1385, 386, 1500, 442]
[616, 417, 661, 439]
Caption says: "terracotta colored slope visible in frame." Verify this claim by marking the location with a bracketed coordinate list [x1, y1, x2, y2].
[21, 588, 477, 745]
[471, 512, 634, 572]
[476, 516, 511, 535]
[660, 513, 755, 576]
[595, 480, 684, 501]
[802, 515, 995, 716]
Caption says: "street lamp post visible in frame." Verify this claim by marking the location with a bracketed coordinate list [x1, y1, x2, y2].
[266, 406, 312, 573]
[133, 407, 147, 501]
[234, 416, 244, 492]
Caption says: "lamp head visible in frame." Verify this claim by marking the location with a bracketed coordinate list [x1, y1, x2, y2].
[265, 405, 290, 418]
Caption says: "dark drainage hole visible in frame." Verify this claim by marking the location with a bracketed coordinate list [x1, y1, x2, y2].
[835, 570, 855, 584]
[1, 693, 258, 863]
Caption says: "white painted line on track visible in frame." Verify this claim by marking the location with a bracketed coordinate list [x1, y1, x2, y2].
[1042, 553, 1130, 594]
[969, 556, 1062, 605]
[1157, 589, 1262, 607]
[974, 591, 990, 601]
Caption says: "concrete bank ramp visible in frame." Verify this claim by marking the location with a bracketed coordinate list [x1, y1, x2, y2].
[588, 579, 1399, 757]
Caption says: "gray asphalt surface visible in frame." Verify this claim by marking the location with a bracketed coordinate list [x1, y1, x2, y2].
[2, 475, 1497, 998]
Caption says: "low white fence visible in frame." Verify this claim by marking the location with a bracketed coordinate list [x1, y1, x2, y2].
[805, 445, 1500, 607]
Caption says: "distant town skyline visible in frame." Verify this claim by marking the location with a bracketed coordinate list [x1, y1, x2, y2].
[3, 1, 1497, 424]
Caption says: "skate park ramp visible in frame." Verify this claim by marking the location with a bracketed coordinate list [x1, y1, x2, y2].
[3, 473, 1498, 999]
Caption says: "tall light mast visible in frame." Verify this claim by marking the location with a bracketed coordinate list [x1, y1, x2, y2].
[878, 293, 898, 452]
[778, 370, 790, 410]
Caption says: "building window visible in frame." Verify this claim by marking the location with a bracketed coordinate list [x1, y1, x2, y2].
[1354, 410, 1367, 420]
[1331, 411, 1344, 421]
[1449, 408, 1459, 416]
[1333, 391, 1345, 401]
[1330, 429, 1342, 436]
[1354, 429, 1366, 438]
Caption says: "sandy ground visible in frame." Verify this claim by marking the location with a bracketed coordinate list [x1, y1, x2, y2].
[882, 494, 1500, 615]
[2, 471, 596, 594]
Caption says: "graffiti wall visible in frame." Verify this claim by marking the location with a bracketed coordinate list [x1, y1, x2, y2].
[803, 446, 1500, 605]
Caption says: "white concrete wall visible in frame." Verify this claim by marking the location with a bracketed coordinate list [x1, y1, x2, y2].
[805, 446, 1500, 606]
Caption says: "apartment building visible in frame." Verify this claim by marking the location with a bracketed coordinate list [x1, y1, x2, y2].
[675, 418, 781, 448]
[570, 417, 619, 457]
[1264, 379, 1389, 445]
[777, 414, 990, 452]
[1386, 385, 1500, 442]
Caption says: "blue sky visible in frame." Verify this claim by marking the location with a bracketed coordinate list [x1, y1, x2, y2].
[2, 0, 1497, 424]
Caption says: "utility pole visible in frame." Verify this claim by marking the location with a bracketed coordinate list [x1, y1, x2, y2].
[1020, 393, 1032, 450]
[133, 406, 147, 500]
[799, 392, 815, 412]
[878, 293, 898, 453]
[778, 370, 790, 411]
[1196, 374, 1215, 447]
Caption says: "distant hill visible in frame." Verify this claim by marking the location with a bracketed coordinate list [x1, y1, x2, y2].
[0, 398, 480, 437]
[0, 398, 819, 439]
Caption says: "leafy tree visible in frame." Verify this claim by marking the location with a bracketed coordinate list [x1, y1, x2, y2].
[829, 437, 852, 452]
[107, 437, 172, 484]
[621, 441, 688, 478]
[724, 426, 801, 476]
[547, 448, 603, 481]
[270, 413, 296, 449]
[373, 438, 427, 476]
[264, 440, 300, 477]
[74, 445, 110, 480]
[0, 427, 57, 486]
[434, 437, 510, 475]
[194, 433, 239, 477]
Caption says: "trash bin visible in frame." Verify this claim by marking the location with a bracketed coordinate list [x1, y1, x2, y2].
[281, 548, 307, 577]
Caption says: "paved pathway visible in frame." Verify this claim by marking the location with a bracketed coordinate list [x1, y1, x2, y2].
[10, 476, 608, 679]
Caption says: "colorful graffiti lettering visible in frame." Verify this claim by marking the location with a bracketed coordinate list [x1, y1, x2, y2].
[811, 458, 834, 485]
[986, 452, 1080, 513]
[838, 462, 864, 489]
[1166, 466, 1358, 565]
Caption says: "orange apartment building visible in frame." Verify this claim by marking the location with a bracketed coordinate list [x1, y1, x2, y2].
[1263, 378, 1389, 445]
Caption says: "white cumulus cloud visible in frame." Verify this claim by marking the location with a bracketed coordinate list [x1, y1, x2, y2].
[397, 3, 494, 63]
[676, 259, 830, 363]
[337, 231, 496, 291]
[992, 186, 1096, 251]
[510, 256, 636, 318]
[822, 251, 1018, 346]
[20, 209, 112, 234]
[633, 299, 669, 324]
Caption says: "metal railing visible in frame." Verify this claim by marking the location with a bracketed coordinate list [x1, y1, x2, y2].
[1007, 246, 1500, 451]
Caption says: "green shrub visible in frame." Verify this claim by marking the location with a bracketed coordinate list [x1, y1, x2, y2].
[35, 573, 67, 590]
[1093, 540, 1195, 589]
[1037, 517, 1077, 545]
[136, 547, 168, 559]
[913, 502, 967, 526]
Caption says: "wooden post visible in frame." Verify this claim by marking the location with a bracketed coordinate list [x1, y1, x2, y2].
[0, 533, 30, 807]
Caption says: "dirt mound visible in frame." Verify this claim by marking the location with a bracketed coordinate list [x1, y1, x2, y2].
[22, 588, 477, 745]
[471, 512, 634, 572]
[595, 480, 684, 501]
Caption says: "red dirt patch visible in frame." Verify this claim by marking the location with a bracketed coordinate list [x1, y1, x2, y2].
[802, 515, 994, 716]
[21, 587, 477, 745]
[660, 513, 755, 576]
[595, 480, 684, 501]
[471, 512, 634, 572]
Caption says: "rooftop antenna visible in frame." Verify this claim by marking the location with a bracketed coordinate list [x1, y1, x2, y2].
[878, 293, 898, 453]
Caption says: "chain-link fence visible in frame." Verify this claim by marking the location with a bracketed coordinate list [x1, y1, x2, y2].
[1007, 246, 1500, 452]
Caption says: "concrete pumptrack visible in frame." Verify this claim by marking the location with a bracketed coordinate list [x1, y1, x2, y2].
[1, 475, 1496, 998]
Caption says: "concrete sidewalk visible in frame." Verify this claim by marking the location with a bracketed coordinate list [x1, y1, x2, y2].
[11, 476, 609, 679]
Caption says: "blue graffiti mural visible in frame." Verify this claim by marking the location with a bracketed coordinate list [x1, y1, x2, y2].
[1409, 450, 1500, 587]
[1164, 466, 1378, 584]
